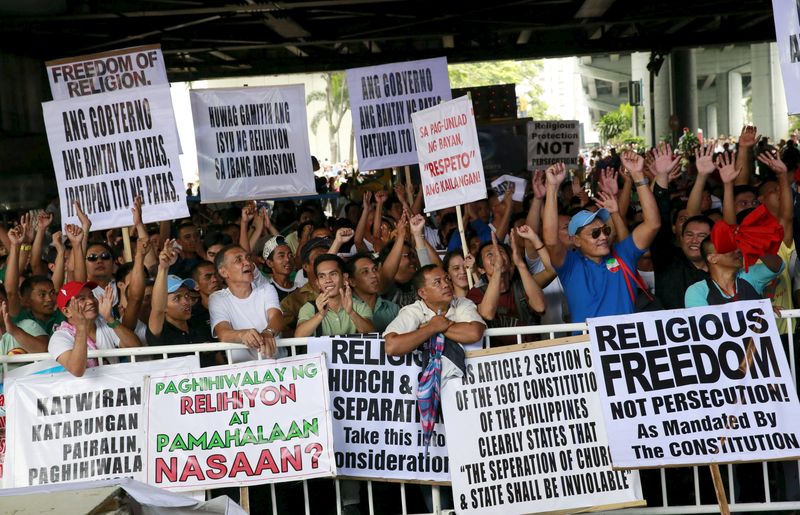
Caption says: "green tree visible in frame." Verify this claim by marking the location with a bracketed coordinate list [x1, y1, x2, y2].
[448, 60, 550, 119]
[596, 104, 643, 146]
[307, 72, 350, 162]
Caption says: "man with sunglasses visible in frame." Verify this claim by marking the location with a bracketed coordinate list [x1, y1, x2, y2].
[542, 153, 661, 323]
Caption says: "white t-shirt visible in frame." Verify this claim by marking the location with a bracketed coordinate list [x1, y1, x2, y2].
[48, 318, 121, 365]
[209, 281, 283, 362]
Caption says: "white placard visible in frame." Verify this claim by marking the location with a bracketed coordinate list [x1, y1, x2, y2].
[4, 357, 198, 488]
[42, 85, 189, 231]
[346, 57, 451, 170]
[442, 342, 644, 514]
[46, 45, 168, 100]
[412, 95, 487, 213]
[588, 300, 800, 468]
[307, 336, 450, 482]
[490, 174, 526, 202]
[526, 120, 580, 170]
[772, 0, 800, 114]
[144, 353, 335, 491]
[191, 85, 317, 203]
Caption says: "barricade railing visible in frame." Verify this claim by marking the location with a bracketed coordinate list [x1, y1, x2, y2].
[2, 312, 800, 514]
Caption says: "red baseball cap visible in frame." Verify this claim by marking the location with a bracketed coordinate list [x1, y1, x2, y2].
[57, 281, 98, 312]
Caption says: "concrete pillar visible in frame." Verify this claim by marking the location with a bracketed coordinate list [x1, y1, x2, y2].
[671, 49, 698, 140]
[715, 71, 744, 138]
[631, 52, 672, 147]
[750, 42, 789, 140]
[706, 103, 718, 139]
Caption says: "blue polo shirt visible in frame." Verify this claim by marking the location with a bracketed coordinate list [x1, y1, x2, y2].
[555, 235, 646, 323]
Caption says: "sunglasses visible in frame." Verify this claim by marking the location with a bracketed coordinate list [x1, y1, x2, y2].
[585, 225, 612, 239]
[87, 253, 112, 262]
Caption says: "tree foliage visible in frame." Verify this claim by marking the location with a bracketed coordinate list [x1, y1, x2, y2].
[306, 72, 349, 162]
[448, 60, 550, 119]
[596, 103, 643, 146]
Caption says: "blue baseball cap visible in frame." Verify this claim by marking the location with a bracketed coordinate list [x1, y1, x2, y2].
[167, 275, 197, 293]
[567, 209, 610, 237]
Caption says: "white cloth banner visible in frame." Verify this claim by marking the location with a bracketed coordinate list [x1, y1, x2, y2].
[144, 353, 335, 492]
[347, 57, 451, 170]
[190, 85, 316, 203]
[42, 85, 189, 231]
[4, 357, 198, 488]
[442, 342, 643, 515]
[46, 45, 168, 100]
[307, 336, 450, 482]
[412, 95, 487, 213]
[526, 120, 580, 170]
[588, 300, 800, 468]
[772, 0, 800, 114]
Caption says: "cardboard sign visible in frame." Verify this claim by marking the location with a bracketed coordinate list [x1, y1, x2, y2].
[442, 339, 644, 514]
[588, 300, 800, 468]
[42, 85, 189, 231]
[772, 0, 800, 114]
[46, 45, 168, 100]
[412, 95, 487, 213]
[526, 120, 580, 169]
[4, 357, 198, 488]
[191, 85, 317, 203]
[347, 57, 451, 170]
[307, 336, 450, 482]
[144, 353, 335, 491]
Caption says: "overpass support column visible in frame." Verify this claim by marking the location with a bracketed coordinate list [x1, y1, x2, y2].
[715, 71, 744, 138]
[750, 42, 788, 140]
[671, 49, 698, 142]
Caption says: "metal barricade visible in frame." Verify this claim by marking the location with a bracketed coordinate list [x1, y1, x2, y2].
[2, 313, 800, 514]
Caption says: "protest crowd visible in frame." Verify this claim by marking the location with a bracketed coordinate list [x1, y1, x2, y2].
[3, 114, 800, 512]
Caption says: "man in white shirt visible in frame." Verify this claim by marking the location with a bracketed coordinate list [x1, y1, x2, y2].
[209, 245, 284, 362]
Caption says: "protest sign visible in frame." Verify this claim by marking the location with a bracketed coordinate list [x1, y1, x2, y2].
[772, 0, 800, 114]
[347, 57, 451, 170]
[412, 95, 487, 213]
[442, 338, 644, 514]
[526, 120, 580, 169]
[307, 336, 449, 482]
[588, 300, 800, 468]
[46, 45, 168, 100]
[490, 174, 526, 202]
[42, 84, 189, 231]
[4, 356, 197, 488]
[191, 85, 316, 203]
[144, 353, 335, 492]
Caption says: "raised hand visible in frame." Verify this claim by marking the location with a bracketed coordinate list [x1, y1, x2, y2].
[362, 190, 373, 209]
[98, 284, 115, 321]
[545, 163, 567, 186]
[135, 234, 150, 258]
[594, 190, 619, 214]
[652, 143, 680, 177]
[241, 204, 256, 224]
[464, 253, 475, 270]
[598, 168, 619, 196]
[315, 291, 330, 316]
[158, 239, 180, 268]
[515, 224, 539, 242]
[756, 151, 789, 177]
[74, 200, 92, 231]
[504, 182, 516, 204]
[64, 224, 84, 246]
[52, 231, 64, 252]
[37, 211, 54, 232]
[393, 183, 407, 204]
[621, 150, 645, 175]
[19, 212, 34, 244]
[131, 195, 144, 226]
[738, 125, 759, 148]
[259, 207, 272, 230]
[7, 225, 24, 246]
[334, 227, 355, 244]
[409, 214, 425, 235]
[695, 141, 716, 176]
[375, 190, 388, 204]
[510, 229, 525, 267]
[532, 170, 547, 199]
[716, 151, 740, 184]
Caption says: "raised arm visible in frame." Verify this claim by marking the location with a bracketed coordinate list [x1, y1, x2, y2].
[542, 163, 568, 267]
[734, 125, 758, 186]
[31, 212, 52, 276]
[328, 227, 355, 255]
[239, 205, 255, 252]
[623, 149, 662, 250]
[476, 233, 505, 321]
[354, 191, 372, 253]
[148, 242, 177, 337]
[717, 151, 740, 225]
[50, 232, 66, 291]
[410, 214, 442, 267]
[1, 301, 47, 353]
[65, 224, 86, 282]
[493, 183, 515, 242]
[517, 224, 556, 288]
[5, 226, 24, 317]
[74, 201, 92, 252]
[98, 283, 140, 348]
[757, 151, 794, 246]
[510, 229, 545, 314]
[121, 235, 149, 331]
[687, 142, 717, 216]
[526, 170, 546, 233]
[378, 213, 409, 292]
